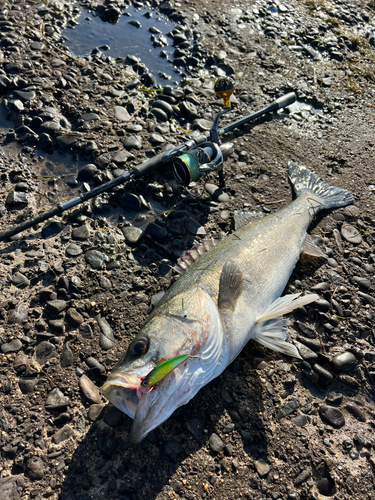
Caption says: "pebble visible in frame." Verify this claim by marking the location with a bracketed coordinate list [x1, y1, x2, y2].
[35, 341, 55, 364]
[88, 404, 106, 421]
[145, 222, 167, 239]
[71, 225, 91, 240]
[254, 458, 270, 477]
[11, 272, 30, 288]
[313, 364, 334, 386]
[276, 397, 299, 419]
[65, 308, 84, 327]
[209, 433, 224, 453]
[60, 342, 74, 368]
[1, 339, 22, 353]
[341, 225, 362, 244]
[85, 356, 106, 375]
[48, 319, 65, 335]
[293, 340, 318, 361]
[330, 351, 357, 372]
[52, 424, 74, 444]
[344, 403, 366, 422]
[45, 388, 69, 410]
[79, 374, 101, 404]
[121, 226, 143, 244]
[326, 392, 343, 406]
[85, 250, 110, 269]
[18, 377, 38, 394]
[291, 414, 308, 427]
[113, 105, 130, 122]
[204, 183, 230, 202]
[66, 243, 83, 256]
[26, 456, 45, 480]
[97, 315, 117, 350]
[294, 469, 311, 486]
[6, 191, 28, 207]
[185, 217, 206, 236]
[319, 404, 345, 428]
[123, 135, 143, 150]
[45, 299, 67, 317]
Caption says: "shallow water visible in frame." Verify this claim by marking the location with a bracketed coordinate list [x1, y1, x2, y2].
[63, 5, 183, 84]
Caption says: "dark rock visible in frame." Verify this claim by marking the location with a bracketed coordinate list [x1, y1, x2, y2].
[85, 250, 110, 269]
[79, 374, 101, 404]
[26, 456, 45, 480]
[18, 377, 38, 394]
[0, 475, 26, 500]
[209, 433, 224, 453]
[60, 342, 74, 368]
[123, 135, 142, 150]
[45, 300, 67, 317]
[96, 433, 118, 457]
[145, 222, 167, 239]
[52, 424, 74, 444]
[164, 440, 184, 459]
[71, 225, 91, 241]
[45, 388, 69, 410]
[344, 403, 366, 422]
[48, 319, 65, 334]
[35, 341, 55, 364]
[103, 406, 123, 427]
[12, 272, 30, 288]
[186, 418, 206, 440]
[330, 351, 358, 372]
[319, 404, 345, 428]
[1, 339, 23, 353]
[66, 243, 83, 257]
[88, 404, 106, 421]
[121, 226, 143, 244]
[6, 191, 28, 207]
[294, 469, 311, 486]
[97, 315, 117, 350]
[276, 397, 300, 419]
[66, 308, 84, 327]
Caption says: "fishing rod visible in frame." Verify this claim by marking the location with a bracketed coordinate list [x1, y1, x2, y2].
[0, 78, 296, 241]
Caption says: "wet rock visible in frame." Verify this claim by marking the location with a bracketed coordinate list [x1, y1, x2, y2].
[45, 299, 67, 317]
[330, 351, 357, 372]
[313, 364, 334, 386]
[345, 403, 366, 422]
[254, 458, 270, 478]
[0, 475, 26, 500]
[341, 225, 362, 244]
[26, 456, 45, 480]
[145, 222, 167, 239]
[294, 340, 318, 361]
[52, 424, 74, 444]
[319, 404, 345, 428]
[85, 250, 110, 269]
[97, 315, 117, 350]
[79, 374, 101, 404]
[103, 406, 123, 427]
[149, 133, 165, 146]
[150, 107, 168, 122]
[77, 163, 98, 182]
[121, 226, 143, 244]
[35, 341, 55, 364]
[209, 433, 224, 453]
[123, 135, 142, 150]
[1, 339, 22, 353]
[66, 243, 83, 257]
[49, 319, 65, 335]
[45, 388, 69, 410]
[66, 308, 84, 327]
[12, 272, 30, 288]
[60, 342, 74, 368]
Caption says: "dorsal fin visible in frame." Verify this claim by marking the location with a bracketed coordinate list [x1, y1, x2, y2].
[234, 210, 264, 230]
[174, 237, 222, 274]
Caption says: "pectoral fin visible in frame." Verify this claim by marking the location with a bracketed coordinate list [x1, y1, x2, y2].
[301, 235, 327, 259]
[218, 261, 243, 311]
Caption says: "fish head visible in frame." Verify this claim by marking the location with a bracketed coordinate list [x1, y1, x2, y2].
[101, 287, 224, 443]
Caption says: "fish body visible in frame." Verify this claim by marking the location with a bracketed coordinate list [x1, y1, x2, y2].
[102, 163, 354, 443]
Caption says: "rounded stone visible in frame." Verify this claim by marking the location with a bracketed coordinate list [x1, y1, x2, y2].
[319, 404, 345, 428]
[145, 222, 167, 239]
[209, 433, 224, 453]
[121, 226, 143, 244]
[65, 308, 84, 327]
[1, 339, 23, 353]
[27, 456, 45, 480]
[254, 458, 270, 477]
[330, 351, 357, 372]
[66, 243, 83, 256]
[205, 183, 230, 202]
[85, 250, 110, 269]
[341, 225, 362, 244]
[79, 374, 101, 404]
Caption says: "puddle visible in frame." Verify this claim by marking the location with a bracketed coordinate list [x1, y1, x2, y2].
[63, 5, 184, 84]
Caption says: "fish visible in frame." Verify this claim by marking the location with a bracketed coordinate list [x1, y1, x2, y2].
[101, 162, 354, 443]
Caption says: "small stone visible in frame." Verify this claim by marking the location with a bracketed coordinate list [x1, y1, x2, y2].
[326, 392, 343, 406]
[341, 225, 362, 244]
[1, 339, 23, 353]
[81, 112, 99, 121]
[26, 456, 45, 480]
[35, 341, 55, 364]
[186, 418, 206, 440]
[6, 191, 28, 207]
[72, 225, 91, 240]
[205, 183, 230, 202]
[88, 404, 106, 421]
[344, 403, 366, 422]
[276, 398, 299, 419]
[85, 250, 110, 269]
[97, 315, 117, 350]
[145, 222, 167, 239]
[45, 388, 69, 410]
[79, 374, 101, 404]
[103, 406, 123, 427]
[60, 342, 74, 368]
[319, 404, 345, 428]
[45, 299, 67, 317]
[209, 433, 224, 453]
[123, 135, 142, 150]
[65, 308, 84, 327]
[113, 150, 134, 165]
[121, 226, 143, 244]
[331, 351, 357, 372]
[18, 377, 38, 394]
[185, 217, 206, 236]
[294, 340, 318, 361]
[294, 469, 311, 486]
[254, 458, 270, 478]
[66, 243, 83, 256]
[149, 133, 165, 146]
[114, 105, 130, 121]
[12, 272, 30, 288]
[48, 319, 65, 335]
[291, 414, 308, 427]
[52, 424, 74, 444]
[313, 364, 334, 386]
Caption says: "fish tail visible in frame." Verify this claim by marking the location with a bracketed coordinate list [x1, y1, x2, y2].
[288, 162, 354, 211]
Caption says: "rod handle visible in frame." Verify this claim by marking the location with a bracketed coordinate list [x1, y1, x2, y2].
[273, 92, 297, 109]
[131, 152, 165, 177]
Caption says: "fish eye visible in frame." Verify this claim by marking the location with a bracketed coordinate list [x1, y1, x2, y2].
[129, 338, 149, 356]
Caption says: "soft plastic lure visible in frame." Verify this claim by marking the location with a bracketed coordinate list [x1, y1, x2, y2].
[141, 354, 189, 387]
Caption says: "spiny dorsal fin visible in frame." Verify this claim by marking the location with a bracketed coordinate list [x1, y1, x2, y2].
[218, 261, 243, 311]
[234, 210, 264, 230]
[174, 237, 222, 274]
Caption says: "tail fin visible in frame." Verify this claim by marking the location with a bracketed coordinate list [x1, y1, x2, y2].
[288, 162, 354, 212]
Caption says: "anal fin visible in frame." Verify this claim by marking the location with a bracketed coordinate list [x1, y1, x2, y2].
[301, 235, 327, 259]
[254, 317, 301, 359]
[218, 261, 243, 311]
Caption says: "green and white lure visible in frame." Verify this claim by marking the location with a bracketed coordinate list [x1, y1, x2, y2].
[141, 354, 189, 388]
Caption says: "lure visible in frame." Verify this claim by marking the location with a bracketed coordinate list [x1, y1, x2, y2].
[141, 354, 189, 387]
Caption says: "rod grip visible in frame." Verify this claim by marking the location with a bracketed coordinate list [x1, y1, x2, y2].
[274, 92, 297, 109]
[131, 152, 165, 177]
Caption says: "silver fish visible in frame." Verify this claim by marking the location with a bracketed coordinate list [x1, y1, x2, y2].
[101, 162, 354, 443]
